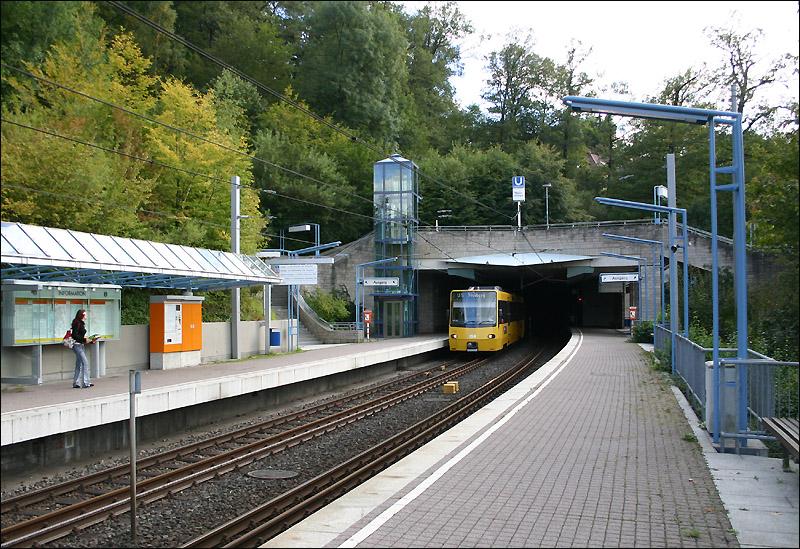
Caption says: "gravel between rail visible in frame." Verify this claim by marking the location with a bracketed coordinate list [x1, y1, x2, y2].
[2, 338, 562, 548]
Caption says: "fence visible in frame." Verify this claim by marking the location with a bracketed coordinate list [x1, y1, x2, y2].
[655, 325, 799, 444]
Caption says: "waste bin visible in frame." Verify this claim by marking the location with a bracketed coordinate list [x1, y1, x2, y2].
[269, 329, 280, 347]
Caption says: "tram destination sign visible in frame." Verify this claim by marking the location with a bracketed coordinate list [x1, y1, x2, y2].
[600, 273, 639, 283]
[363, 277, 399, 287]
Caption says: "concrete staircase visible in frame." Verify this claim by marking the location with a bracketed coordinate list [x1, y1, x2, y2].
[271, 288, 324, 348]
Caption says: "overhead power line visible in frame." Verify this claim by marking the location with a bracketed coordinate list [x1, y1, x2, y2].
[104, 0, 512, 222]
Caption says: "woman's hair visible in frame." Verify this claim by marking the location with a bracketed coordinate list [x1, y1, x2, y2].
[73, 309, 86, 323]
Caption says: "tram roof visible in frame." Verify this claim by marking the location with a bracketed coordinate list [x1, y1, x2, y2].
[1, 221, 281, 291]
[447, 252, 592, 267]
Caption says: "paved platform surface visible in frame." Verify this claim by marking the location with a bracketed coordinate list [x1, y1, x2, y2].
[1, 336, 448, 445]
[266, 329, 765, 548]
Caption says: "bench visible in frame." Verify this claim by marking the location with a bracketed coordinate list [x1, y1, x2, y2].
[763, 417, 799, 470]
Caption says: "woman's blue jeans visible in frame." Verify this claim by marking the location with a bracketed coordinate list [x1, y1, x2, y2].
[72, 343, 90, 387]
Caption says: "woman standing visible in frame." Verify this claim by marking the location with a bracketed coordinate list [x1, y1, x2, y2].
[71, 309, 96, 388]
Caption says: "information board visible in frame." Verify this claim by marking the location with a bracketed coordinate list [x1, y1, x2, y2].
[276, 264, 318, 285]
[1, 282, 121, 346]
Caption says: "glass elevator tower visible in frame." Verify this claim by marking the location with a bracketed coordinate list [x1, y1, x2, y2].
[372, 154, 419, 337]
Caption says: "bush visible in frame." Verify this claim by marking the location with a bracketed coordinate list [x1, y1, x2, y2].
[303, 287, 352, 323]
[631, 320, 654, 343]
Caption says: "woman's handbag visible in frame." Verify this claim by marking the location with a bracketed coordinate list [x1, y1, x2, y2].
[62, 329, 75, 349]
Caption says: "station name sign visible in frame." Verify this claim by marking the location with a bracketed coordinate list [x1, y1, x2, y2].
[600, 273, 639, 283]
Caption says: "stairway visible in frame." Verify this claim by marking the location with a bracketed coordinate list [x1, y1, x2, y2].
[270, 288, 324, 348]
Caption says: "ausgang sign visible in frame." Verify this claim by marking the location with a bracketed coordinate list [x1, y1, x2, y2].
[601, 273, 639, 283]
[363, 277, 399, 286]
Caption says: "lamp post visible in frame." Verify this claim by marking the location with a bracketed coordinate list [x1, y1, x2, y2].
[596, 196, 689, 376]
[565, 95, 747, 444]
[542, 183, 552, 229]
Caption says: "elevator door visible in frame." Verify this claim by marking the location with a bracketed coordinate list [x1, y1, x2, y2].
[383, 301, 403, 337]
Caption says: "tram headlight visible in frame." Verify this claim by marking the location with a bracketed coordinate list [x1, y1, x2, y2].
[487, 334, 496, 339]
[450, 334, 457, 339]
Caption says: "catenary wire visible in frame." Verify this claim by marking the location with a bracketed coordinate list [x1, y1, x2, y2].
[104, 0, 513, 222]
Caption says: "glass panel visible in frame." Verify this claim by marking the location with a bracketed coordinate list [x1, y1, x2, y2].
[93, 234, 138, 266]
[109, 237, 153, 267]
[23, 225, 73, 260]
[450, 291, 497, 327]
[77, 231, 119, 263]
[141, 241, 181, 269]
[47, 228, 98, 262]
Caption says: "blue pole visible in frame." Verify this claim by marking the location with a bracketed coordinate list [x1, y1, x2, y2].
[659, 241, 665, 327]
[732, 113, 749, 438]
[682, 214, 689, 338]
[710, 120, 721, 444]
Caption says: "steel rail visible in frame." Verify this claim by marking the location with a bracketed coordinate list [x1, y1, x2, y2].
[183, 346, 549, 548]
[0, 357, 488, 548]
[0, 357, 464, 515]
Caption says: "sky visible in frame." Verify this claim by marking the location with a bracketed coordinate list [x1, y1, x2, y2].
[402, 1, 799, 113]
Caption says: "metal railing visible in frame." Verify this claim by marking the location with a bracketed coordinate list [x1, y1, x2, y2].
[419, 219, 654, 233]
[655, 325, 707, 414]
[655, 325, 799, 442]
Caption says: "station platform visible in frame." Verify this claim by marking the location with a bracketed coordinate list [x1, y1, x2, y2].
[1, 335, 448, 447]
[265, 329, 798, 548]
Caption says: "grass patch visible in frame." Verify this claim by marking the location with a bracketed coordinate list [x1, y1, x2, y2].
[682, 528, 701, 539]
[682, 433, 698, 443]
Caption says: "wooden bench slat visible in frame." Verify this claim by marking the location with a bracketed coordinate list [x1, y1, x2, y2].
[763, 417, 800, 460]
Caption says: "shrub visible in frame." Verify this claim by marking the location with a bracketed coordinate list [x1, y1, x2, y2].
[303, 287, 352, 323]
[631, 320, 654, 343]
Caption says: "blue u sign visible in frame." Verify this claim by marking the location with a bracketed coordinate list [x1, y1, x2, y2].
[512, 176, 525, 187]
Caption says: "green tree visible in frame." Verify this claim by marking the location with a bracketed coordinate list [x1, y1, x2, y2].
[253, 89, 372, 247]
[1, 26, 156, 237]
[144, 77, 265, 252]
[172, 1, 291, 96]
[481, 36, 553, 148]
[400, 2, 473, 154]
[295, 1, 408, 144]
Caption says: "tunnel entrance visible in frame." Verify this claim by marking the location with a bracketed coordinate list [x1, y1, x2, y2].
[419, 267, 627, 336]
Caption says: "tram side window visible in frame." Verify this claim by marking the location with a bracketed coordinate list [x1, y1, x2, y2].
[499, 300, 509, 324]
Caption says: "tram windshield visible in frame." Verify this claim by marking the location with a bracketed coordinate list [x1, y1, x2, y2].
[450, 291, 497, 327]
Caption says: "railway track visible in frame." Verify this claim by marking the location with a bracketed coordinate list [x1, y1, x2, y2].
[0, 356, 489, 548]
[183, 346, 549, 548]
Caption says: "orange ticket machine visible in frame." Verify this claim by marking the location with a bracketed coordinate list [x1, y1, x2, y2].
[149, 295, 204, 370]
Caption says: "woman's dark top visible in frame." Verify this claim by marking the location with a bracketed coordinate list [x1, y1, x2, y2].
[71, 319, 87, 344]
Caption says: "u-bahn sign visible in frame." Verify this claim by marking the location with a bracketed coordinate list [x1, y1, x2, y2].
[601, 273, 639, 283]
[512, 176, 525, 202]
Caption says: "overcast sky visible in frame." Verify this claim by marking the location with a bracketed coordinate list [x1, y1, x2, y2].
[402, 1, 799, 112]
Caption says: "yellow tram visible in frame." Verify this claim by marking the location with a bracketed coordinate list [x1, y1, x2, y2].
[449, 286, 525, 352]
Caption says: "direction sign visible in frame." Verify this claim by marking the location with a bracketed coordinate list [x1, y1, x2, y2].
[512, 175, 525, 202]
[600, 273, 639, 283]
[363, 277, 399, 287]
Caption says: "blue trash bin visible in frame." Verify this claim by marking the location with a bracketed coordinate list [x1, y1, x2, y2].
[270, 329, 280, 347]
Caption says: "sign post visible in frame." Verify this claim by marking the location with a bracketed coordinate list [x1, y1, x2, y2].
[512, 176, 525, 229]
[364, 309, 372, 340]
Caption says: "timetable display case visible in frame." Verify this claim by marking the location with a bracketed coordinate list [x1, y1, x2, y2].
[1, 280, 121, 346]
